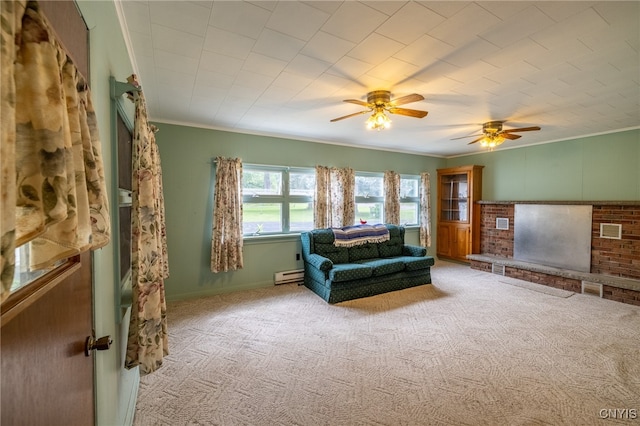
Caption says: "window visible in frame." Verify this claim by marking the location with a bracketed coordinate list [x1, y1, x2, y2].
[400, 175, 420, 226]
[12, 245, 64, 293]
[241, 165, 421, 235]
[354, 173, 421, 226]
[355, 173, 384, 224]
[242, 165, 314, 235]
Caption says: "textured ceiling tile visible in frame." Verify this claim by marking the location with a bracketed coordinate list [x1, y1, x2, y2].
[202, 27, 255, 61]
[438, 38, 500, 68]
[233, 70, 276, 92]
[242, 52, 288, 78]
[285, 55, 332, 80]
[417, 1, 470, 19]
[301, 31, 355, 63]
[393, 35, 455, 67]
[429, 3, 501, 47]
[481, 38, 547, 69]
[266, 1, 330, 41]
[151, 24, 204, 59]
[326, 56, 375, 82]
[155, 67, 196, 93]
[199, 50, 243, 76]
[321, 2, 388, 43]
[362, 1, 407, 16]
[530, 8, 609, 49]
[347, 33, 405, 64]
[366, 57, 420, 84]
[273, 72, 313, 92]
[480, 5, 555, 48]
[149, 1, 210, 37]
[129, 30, 153, 57]
[195, 69, 235, 90]
[121, 1, 151, 35]
[524, 39, 592, 70]
[376, 2, 446, 45]
[154, 49, 199, 76]
[255, 85, 299, 105]
[252, 29, 306, 62]
[210, 1, 271, 39]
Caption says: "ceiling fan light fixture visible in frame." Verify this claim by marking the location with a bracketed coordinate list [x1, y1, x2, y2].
[366, 108, 391, 131]
[331, 90, 426, 129]
[480, 133, 505, 150]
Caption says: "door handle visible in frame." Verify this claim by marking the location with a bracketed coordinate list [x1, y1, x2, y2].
[85, 333, 112, 356]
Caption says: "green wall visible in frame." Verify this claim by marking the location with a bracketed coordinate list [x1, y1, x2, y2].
[446, 129, 640, 201]
[154, 123, 444, 301]
[76, 1, 138, 425]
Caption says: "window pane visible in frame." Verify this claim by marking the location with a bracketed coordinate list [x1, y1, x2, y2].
[400, 178, 419, 198]
[355, 176, 383, 197]
[356, 203, 383, 224]
[290, 172, 315, 196]
[12, 245, 61, 292]
[400, 202, 419, 225]
[243, 203, 282, 234]
[242, 170, 282, 196]
[289, 202, 314, 231]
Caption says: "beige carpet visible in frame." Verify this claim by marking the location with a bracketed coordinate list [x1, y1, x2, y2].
[133, 260, 640, 426]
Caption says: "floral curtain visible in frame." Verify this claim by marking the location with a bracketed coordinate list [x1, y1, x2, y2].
[1, 0, 110, 303]
[384, 170, 400, 225]
[314, 165, 355, 228]
[420, 172, 432, 248]
[211, 157, 243, 273]
[125, 82, 169, 375]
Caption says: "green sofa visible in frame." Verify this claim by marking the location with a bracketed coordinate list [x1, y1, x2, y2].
[300, 224, 435, 303]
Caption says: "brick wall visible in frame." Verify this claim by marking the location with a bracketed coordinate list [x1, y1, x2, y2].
[479, 204, 514, 258]
[478, 203, 640, 281]
[591, 205, 640, 280]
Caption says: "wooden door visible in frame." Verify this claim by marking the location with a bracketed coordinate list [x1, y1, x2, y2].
[1, 251, 94, 426]
[1, 2, 96, 424]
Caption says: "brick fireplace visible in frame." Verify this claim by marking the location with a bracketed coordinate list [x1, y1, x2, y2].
[468, 201, 640, 306]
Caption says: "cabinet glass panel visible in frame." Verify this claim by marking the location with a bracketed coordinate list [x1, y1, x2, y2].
[440, 173, 469, 222]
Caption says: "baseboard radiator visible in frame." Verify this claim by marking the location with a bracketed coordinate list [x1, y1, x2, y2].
[274, 269, 304, 285]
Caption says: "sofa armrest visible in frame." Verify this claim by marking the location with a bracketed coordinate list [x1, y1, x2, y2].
[305, 253, 333, 271]
[403, 244, 427, 257]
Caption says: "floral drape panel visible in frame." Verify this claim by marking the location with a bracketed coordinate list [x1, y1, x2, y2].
[384, 170, 401, 225]
[420, 172, 432, 248]
[125, 85, 169, 375]
[1, 0, 110, 303]
[314, 166, 355, 228]
[211, 157, 243, 273]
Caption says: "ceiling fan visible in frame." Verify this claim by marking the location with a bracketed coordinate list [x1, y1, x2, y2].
[452, 121, 541, 148]
[330, 90, 428, 130]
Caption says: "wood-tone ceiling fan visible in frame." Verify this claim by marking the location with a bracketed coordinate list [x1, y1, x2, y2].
[330, 90, 428, 130]
[452, 121, 541, 147]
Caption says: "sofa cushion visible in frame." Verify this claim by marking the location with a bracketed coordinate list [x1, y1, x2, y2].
[356, 258, 405, 276]
[315, 243, 349, 264]
[329, 263, 372, 282]
[398, 256, 435, 271]
[309, 230, 347, 264]
[348, 243, 379, 261]
[378, 239, 403, 257]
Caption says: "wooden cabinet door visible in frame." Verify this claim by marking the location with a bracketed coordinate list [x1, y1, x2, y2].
[453, 225, 470, 261]
[437, 224, 451, 257]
